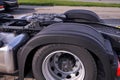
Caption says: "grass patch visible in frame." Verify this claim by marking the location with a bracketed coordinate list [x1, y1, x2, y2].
[18, 0, 54, 6]
[18, 0, 120, 7]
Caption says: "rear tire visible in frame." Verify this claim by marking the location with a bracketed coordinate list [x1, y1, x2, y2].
[32, 44, 97, 80]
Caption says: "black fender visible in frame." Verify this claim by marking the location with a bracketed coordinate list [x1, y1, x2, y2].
[18, 23, 114, 80]
[64, 9, 103, 23]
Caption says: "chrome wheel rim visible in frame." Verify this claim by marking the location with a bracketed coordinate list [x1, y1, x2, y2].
[42, 50, 85, 80]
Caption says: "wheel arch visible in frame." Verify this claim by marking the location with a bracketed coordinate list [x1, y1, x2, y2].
[18, 23, 112, 80]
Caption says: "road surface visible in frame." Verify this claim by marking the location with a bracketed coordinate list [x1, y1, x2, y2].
[8, 5, 120, 26]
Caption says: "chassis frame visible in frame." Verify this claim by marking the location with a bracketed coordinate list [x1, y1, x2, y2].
[0, 11, 120, 80]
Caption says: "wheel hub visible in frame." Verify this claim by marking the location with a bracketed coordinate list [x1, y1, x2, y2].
[42, 50, 85, 80]
[57, 53, 75, 72]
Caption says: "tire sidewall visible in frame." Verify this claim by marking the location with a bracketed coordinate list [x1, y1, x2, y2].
[32, 44, 97, 80]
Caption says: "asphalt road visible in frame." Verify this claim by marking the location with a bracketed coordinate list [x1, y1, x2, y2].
[7, 5, 120, 27]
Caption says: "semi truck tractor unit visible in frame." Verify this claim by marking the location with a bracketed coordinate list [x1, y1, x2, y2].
[0, 10, 120, 80]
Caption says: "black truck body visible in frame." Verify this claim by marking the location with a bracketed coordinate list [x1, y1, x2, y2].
[0, 10, 120, 80]
[0, 0, 4, 11]
[0, 0, 18, 11]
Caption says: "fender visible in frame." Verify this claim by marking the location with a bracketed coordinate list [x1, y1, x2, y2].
[18, 23, 114, 80]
